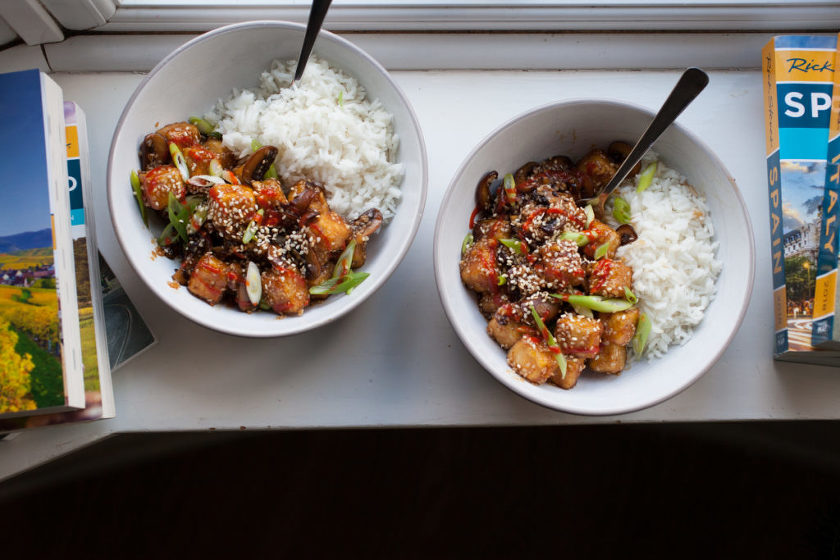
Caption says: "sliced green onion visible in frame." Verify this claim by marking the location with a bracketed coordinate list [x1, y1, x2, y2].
[584, 204, 595, 228]
[551, 293, 634, 313]
[130, 169, 148, 227]
[624, 287, 638, 305]
[461, 232, 474, 256]
[158, 223, 176, 246]
[242, 209, 263, 244]
[499, 238, 525, 255]
[251, 138, 262, 152]
[190, 174, 226, 185]
[338, 90, 344, 106]
[633, 312, 652, 355]
[333, 239, 357, 279]
[612, 196, 631, 224]
[209, 159, 224, 177]
[529, 304, 566, 379]
[636, 161, 657, 193]
[167, 192, 189, 244]
[559, 231, 589, 247]
[571, 303, 594, 319]
[503, 173, 516, 205]
[188, 116, 216, 136]
[309, 271, 370, 295]
[497, 274, 507, 286]
[188, 205, 207, 234]
[245, 261, 262, 306]
[264, 165, 278, 179]
[594, 241, 611, 260]
[169, 142, 190, 182]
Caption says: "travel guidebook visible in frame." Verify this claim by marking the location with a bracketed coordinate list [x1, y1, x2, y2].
[0, 69, 85, 416]
[763, 34, 840, 365]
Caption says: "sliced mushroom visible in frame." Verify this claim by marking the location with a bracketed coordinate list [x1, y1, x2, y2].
[240, 146, 279, 185]
[139, 133, 170, 170]
[475, 170, 497, 213]
[350, 208, 384, 268]
[616, 224, 638, 245]
[513, 161, 538, 185]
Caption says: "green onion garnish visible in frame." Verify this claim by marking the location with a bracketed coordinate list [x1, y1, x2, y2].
[559, 231, 589, 247]
[633, 312, 652, 355]
[158, 223, 176, 246]
[130, 169, 148, 227]
[594, 241, 611, 260]
[550, 293, 634, 313]
[530, 304, 567, 379]
[571, 303, 594, 319]
[612, 196, 631, 224]
[499, 238, 525, 255]
[166, 192, 189, 244]
[636, 161, 657, 193]
[251, 138, 262, 152]
[624, 287, 638, 305]
[503, 173, 516, 205]
[309, 271, 370, 295]
[584, 204, 595, 228]
[461, 232, 474, 256]
[169, 142, 190, 182]
[242, 209, 264, 244]
[497, 274, 507, 286]
[338, 91, 344, 106]
[188, 116, 216, 136]
[333, 239, 357, 279]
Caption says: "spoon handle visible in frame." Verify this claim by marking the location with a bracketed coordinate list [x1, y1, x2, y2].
[599, 67, 709, 198]
[294, 0, 334, 83]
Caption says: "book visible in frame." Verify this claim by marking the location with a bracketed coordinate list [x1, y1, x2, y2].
[763, 35, 840, 364]
[811, 32, 840, 351]
[0, 69, 86, 416]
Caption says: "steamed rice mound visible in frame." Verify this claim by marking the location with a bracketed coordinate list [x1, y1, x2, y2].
[206, 56, 404, 221]
[614, 152, 721, 359]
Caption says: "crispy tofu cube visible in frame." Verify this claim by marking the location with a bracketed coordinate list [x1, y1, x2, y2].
[261, 266, 309, 315]
[252, 178, 288, 209]
[507, 337, 559, 385]
[576, 149, 618, 191]
[535, 240, 586, 290]
[310, 211, 352, 254]
[602, 307, 640, 346]
[473, 217, 512, 242]
[487, 310, 524, 350]
[587, 258, 633, 299]
[141, 165, 185, 211]
[554, 312, 602, 358]
[157, 121, 200, 148]
[207, 184, 258, 236]
[460, 238, 499, 294]
[588, 342, 626, 374]
[183, 145, 219, 176]
[550, 356, 585, 390]
[187, 253, 229, 305]
[582, 219, 620, 260]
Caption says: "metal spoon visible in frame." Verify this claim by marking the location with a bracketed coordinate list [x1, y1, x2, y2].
[293, 0, 334, 84]
[597, 67, 709, 199]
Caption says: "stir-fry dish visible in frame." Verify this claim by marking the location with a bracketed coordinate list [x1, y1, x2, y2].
[130, 120, 383, 316]
[459, 143, 652, 389]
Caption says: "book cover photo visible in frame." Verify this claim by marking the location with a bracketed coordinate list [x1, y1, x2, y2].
[0, 69, 84, 417]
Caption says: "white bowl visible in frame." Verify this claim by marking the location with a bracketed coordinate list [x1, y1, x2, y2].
[108, 21, 427, 337]
[433, 100, 754, 415]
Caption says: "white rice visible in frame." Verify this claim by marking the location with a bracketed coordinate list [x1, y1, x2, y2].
[206, 56, 404, 221]
[613, 152, 721, 359]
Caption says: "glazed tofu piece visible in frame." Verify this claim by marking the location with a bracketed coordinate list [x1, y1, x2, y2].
[601, 307, 640, 346]
[582, 219, 621, 260]
[207, 184, 258, 236]
[487, 308, 524, 350]
[252, 178, 288, 210]
[587, 258, 633, 299]
[156, 121, 200, 148]
[460, 238, 499, 294]
[187, 253, 229, 305]
[588, 342, 626, 374]
[261, 266, 310, 315]
[554, 312, 602, 358]
[507, 337, 559, 385]
[202, 138, 238, 169]
[183, 144, 219, 177]
[288, 181, 352, 254]
[473, 217, 512, 242]
[534, 239, 586, 290]
[576, 149, 618, 191]
[515, 190, 586, 243]
[550, 356, 586, 390]
[226, 262, 256, 312]
[478, 293, 509, 318]
[141, 165, 186, 211]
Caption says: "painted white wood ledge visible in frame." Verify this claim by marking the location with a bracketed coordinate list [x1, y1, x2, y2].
[1, 32, 837, 482]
